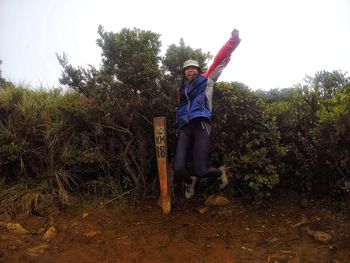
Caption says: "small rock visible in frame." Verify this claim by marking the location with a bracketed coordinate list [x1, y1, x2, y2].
[307, 228, 332, 243]
[292, 215, 309, 228]
[270, 251, 298, 262]
[43, 226, 57, 241]
[27, 244, 49, 257]
[82, 212, 89, 219]
[196, 206, 209, 214]
[205, 195, 230, 207]
[312, 231, 332, 243]
[83, 230, 101, 237]
[7, 244, 17, 250]
[6, 223, 30, 235]
[267, 236, 280, 243]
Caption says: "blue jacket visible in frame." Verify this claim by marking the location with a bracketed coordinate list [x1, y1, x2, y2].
[176, 33, 241, 129]
[177, 75, 214, 128]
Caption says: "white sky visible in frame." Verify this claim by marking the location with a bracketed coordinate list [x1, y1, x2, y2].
[1, 0, 350, 91]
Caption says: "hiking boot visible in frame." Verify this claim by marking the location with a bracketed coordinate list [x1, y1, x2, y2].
[217, 165, 229, 190]
[207, 166, 229, 192]
[185, 176, 197, 199]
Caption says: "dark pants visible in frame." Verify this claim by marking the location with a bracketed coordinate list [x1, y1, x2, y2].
[174, 118, 220, 182]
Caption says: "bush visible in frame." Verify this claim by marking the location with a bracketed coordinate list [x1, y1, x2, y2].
[259, 71, 350, 199]
[314, 87, 350, 198]
[211, 82, 286, 195]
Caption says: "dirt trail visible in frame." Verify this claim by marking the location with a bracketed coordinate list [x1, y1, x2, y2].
[1, 192, 349, 263]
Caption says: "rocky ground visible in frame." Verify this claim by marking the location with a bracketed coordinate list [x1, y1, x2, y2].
[1, 191, 349, 263]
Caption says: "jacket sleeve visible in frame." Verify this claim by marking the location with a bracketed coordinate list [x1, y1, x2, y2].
[203, 33, 241, 82]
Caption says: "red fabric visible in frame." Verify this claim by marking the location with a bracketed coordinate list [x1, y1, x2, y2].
[82, 96, 95, 106]
[89, 96, 95, 106]
[203, 34, 241, 80]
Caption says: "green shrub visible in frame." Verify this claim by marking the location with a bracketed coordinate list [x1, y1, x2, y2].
[211, 82, 286, 195]
[314, 87, 350, 197]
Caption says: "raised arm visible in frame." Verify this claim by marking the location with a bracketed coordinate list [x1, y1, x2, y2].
[203, 29, 241, 82]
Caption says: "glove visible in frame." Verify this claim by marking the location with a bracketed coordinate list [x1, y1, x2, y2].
[231, 29, 239, 37]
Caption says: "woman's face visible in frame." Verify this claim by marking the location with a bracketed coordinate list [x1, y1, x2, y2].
[184, 66, 199, 81]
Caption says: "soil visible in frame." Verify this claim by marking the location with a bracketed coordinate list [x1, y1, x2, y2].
[1, 191, 350, 263]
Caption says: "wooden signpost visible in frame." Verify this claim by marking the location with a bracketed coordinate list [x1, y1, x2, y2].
[153, 116, 171, 214]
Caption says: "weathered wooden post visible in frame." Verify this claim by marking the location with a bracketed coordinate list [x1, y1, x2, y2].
[153, 116, 171, 214]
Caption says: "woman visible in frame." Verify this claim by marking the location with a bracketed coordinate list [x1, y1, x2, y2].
[174, 29, 241, 199]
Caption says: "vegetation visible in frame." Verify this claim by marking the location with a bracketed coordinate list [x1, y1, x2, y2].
[1, 27, 349, 215]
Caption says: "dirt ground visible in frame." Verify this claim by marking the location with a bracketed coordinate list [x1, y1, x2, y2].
[1, 191, 350, 263]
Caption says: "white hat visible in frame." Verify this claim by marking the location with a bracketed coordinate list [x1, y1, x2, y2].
[183, 60, 201, 70]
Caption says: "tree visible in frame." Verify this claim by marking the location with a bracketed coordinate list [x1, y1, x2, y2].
[56, 27, 169, 193]
[162, 38, 212, 87]
[255, 87, 297, 104]
[304, 70, 349, 100]
[96, 26, 162, 98]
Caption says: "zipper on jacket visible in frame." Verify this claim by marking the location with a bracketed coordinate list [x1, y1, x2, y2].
[185, 84, 191, 123]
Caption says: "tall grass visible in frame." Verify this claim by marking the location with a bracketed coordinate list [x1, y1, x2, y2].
[1, 83, 153, 215]
[0, 85, 105, 214]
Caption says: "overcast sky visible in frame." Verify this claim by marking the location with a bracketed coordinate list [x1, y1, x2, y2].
[1, 0, 350, 90]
